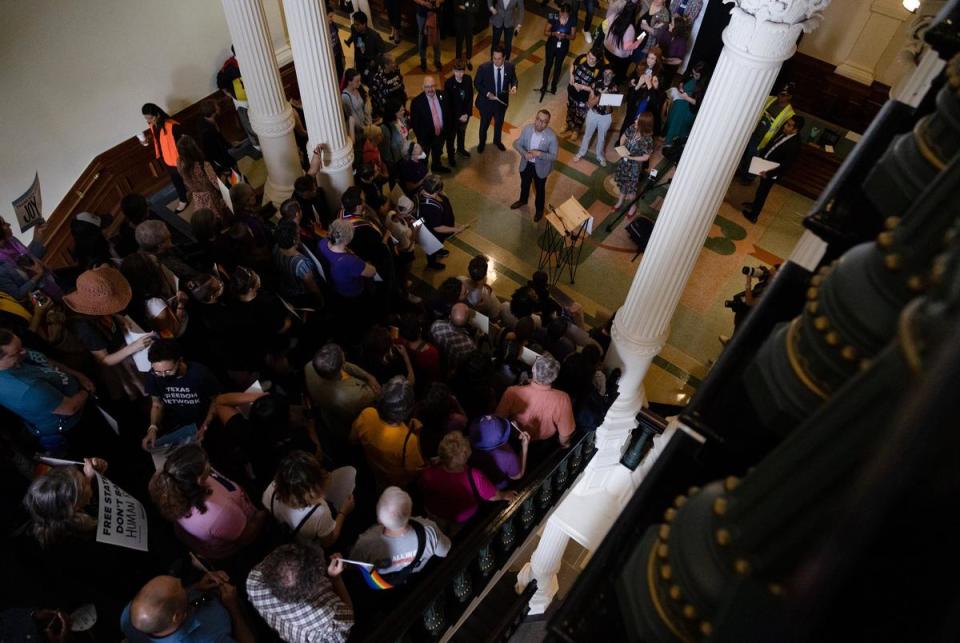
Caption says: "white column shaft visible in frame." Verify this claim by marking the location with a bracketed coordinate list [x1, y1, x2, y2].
[222, 0, 301, 205]
[516, 519, 570, 615]
[282, 0, 354, 210]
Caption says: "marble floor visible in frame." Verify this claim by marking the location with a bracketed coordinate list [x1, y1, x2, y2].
[175, 7, 813, 406]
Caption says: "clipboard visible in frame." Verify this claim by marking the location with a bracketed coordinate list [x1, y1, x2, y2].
[599, 93, 624, 107]
[748, 157, 780, 175]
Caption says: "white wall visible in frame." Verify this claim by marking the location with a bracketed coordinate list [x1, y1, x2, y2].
[798, 1, 873, 65]
[0, 0, 289, 242]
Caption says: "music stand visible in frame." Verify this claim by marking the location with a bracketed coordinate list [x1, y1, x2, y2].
[537, 196, 593, 285]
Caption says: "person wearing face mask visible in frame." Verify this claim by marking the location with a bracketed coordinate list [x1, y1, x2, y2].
[444, 60, 475, 161]
[141, 339, 221, 451]
[573, 66, 619, 167]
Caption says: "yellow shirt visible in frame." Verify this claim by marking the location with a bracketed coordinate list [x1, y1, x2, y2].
[352, 407, 425, 488]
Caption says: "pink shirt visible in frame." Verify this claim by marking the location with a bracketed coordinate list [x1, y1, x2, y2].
[177, 471, 257, 560]
[495, 382, 575, 443]
[419, 466, 497, 523]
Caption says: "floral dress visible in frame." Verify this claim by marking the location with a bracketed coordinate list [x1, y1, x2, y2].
[614, 126, 654, 195]
[181, 161, 229, 219]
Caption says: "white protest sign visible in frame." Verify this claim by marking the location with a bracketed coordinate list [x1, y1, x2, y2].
[12, 172, 43, 233]
[412, 218, 444, 255]
[325, 466, 357, 511]
[95, 473, 148, 551]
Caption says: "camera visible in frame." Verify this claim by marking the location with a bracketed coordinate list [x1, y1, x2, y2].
[742, 265, 770, 279]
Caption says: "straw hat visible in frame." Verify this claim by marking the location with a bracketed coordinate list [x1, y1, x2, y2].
[63, 265, 132, 316]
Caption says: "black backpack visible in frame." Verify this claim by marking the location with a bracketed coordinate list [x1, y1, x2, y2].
[377, 519, 427, 587]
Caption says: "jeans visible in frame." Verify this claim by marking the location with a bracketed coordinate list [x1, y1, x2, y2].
[236, 106, 259, 147]
[519, 162, 547, 214]
[577, 110, 612, 160]
[454, 12, 476, 60]
[491, 26, 515, 60]
[417, 14, 442, 66]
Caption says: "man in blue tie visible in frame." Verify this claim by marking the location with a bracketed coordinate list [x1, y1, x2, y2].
[474, 46, 518, 153]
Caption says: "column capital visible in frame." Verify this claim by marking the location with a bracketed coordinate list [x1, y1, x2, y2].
[724, 0, 830, 61]
[248, 104, 297, 137]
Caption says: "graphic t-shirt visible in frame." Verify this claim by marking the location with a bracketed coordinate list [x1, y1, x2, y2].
[350, 517, 451, 574]
[144, 362, 221, 432]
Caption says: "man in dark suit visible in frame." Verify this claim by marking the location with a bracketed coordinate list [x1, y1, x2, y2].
[741, 116, 804, 224]
[474, 46, 518, 153]
[410, 76, 452, 174]
[444, 60, 475, 161]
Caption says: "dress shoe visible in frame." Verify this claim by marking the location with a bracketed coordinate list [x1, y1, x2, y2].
[534, 211, 544, 222]
[510, 200, 527, 209]
[448, 159, 457, 168]
[477, 143, 486, 153]
[740, 208, 758, 224]
[467, 62, 473, 71]
[457, 149, 471, 158]
[494, 142, 506, 151]
[435, 62, 443, 72]
[432, 165, 451, 174]
[425, 262, 446, 270]
[436, 248, 450, 257]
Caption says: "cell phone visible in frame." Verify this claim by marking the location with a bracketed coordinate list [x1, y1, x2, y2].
[636, 32, 647, 42]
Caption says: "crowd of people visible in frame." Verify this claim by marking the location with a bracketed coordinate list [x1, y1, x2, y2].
[0, 1, 813, 639]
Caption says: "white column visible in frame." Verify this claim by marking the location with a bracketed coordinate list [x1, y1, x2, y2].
[282, 0, 354, 211]
[516, 0, 830, 614]
[515, 520, 570, 612]
[835, 0, 911, 85]
[222, 0, 301, 206]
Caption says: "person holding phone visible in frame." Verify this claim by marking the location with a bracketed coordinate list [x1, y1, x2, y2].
[603, 1, 643, 81]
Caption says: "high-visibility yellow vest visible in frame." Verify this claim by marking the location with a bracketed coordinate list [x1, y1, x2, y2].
[758, 96, 795, 150]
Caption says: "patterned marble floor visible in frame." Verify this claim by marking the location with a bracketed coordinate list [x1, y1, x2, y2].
[181, 9, 814, 406]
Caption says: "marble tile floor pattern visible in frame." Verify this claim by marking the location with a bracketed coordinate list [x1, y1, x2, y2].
[169, 7, 813, 407]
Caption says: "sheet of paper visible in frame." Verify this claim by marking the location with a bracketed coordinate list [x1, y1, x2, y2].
[520, 346, 541, 366]
[218, 178, 234, 213]
[824, 144, 835, 154]
[471, 310, 490, 334]
[95, 473, 149, 551]
[599, 93, 624, 107]
[325, 466, 357, 510]
[413, 218, 445, 255]
[302, 245, 327, 281]
[389, 183, 405, 205]
[339, 558, 374, 569]
[69, 604, 97, 632]
[615, 145, 630, 158]
[147, 424, 199, 470]
[37, 455, 84, 466]
[748, 157, 780, 175]
[844, 130, 862, 143]
[97, 405, 120, 435]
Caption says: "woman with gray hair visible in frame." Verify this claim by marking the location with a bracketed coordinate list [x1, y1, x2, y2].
[351, 376, 425, 488]
[495, 353, 576, 447]
[317, 218, 376, 300]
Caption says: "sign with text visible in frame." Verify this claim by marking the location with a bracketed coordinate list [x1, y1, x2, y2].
[95, 473, 148, 551]
[12, 172, 43, 233]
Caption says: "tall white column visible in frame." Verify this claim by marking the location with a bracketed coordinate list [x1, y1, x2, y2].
[282, 0, 354, 211]
[222, 0, 301, 206]
[516, 0, 830, 614]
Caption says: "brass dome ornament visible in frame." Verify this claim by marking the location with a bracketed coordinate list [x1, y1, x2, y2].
[884, 253, 903, 270]
[884, 216, 901, 230]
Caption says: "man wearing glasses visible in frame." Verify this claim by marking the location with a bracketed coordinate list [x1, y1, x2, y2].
[511, 109, 559, 222]
[142, 339, 221, 451]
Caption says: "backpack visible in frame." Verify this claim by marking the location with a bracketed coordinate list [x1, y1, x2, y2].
[378, 519, 427, 586]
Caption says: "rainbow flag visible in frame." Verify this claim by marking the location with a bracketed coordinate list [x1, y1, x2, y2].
[341, 559, 394, 591]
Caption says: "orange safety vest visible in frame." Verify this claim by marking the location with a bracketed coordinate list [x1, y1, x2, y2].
[151, 119, 180, 167]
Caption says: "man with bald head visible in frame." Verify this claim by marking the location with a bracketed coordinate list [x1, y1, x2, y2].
[121, 572, 255, 642]
[430, 302, 479, 369]
[410, 75, 454, 173]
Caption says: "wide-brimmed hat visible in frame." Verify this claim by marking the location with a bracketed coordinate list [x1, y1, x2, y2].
[470, 415, 512, 450]
[63, 265, 132, 316]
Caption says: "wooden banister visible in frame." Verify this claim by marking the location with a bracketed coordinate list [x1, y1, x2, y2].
[353, 430, 597, 642]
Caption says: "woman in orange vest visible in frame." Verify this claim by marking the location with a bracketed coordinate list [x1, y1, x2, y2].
[142, 103, 188, 212]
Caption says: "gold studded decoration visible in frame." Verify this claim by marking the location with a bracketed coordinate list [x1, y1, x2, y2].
[825, 331, 840, 346]
[884, 216, 901, 231]
[715, 528, 731, 546]
[734, 559, 752, 576]
[806, 287, 819, 301]
[657, 543, 669, 559]
[700, 622, 714, 636]
[660, 564, 672, 581]
[683, 604, 697, 620]
[876, 231, 894, 248]
[841, 346, 858, 361]
[884, 254, 902, 271]
[806, 301, 819, 314]
[768, 583, 784, 596]
[669, 584, 682, 600]
[724, 476, 739, 492]
[664, 507, 677, 522]
[713, 497, 728, 516]
[659, 524, 670, 540]
[813, 316, 829, 331]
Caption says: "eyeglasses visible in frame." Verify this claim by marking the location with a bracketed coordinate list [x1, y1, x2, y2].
[152, 364, 179, 377]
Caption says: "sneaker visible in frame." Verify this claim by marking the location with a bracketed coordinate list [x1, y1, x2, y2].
[457, 149, 471, 158]
[573, 153, 584, 162]
[494, 142, 506, 151]
[584, 32, 593, 44]
[436, 248, 450, 257]
[598, 157, 607, 167]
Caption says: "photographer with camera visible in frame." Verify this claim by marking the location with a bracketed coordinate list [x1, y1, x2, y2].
[722, 264, 777, 338]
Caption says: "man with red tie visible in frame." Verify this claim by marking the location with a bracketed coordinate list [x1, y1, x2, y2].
[410, 76, 453, 174]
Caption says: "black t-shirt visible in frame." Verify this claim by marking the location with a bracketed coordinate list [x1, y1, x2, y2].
[222, 291, 290, 369]
[68, 315, 126, 354]
[144, 362, 222, 431]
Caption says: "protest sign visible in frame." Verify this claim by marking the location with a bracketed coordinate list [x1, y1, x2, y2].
[12, 173, 43, 233]
[95, 473, 148, 551]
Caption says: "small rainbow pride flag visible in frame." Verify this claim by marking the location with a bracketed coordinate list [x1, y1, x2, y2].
[341, 559, 394, 591]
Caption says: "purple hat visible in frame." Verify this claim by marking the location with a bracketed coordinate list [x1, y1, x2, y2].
[470, 415, 512, 450]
